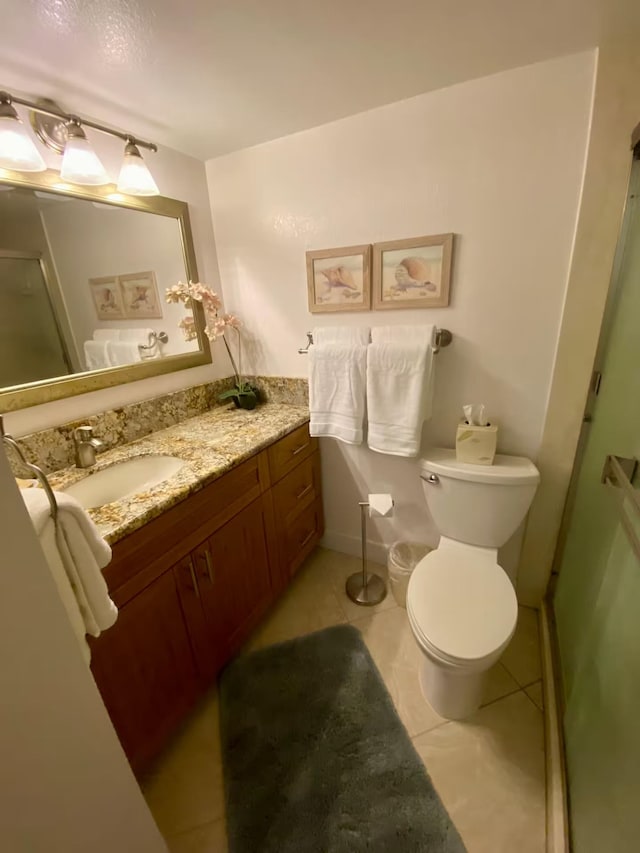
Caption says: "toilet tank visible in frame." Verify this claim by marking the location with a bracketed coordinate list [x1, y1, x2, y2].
[420, 449, 540, 548]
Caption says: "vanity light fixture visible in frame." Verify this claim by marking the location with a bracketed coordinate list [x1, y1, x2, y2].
[117, 140, 159, 196]
[60, 120, 110, 186]
[0, 90, 159, 195]
[0, 96, 47, 172]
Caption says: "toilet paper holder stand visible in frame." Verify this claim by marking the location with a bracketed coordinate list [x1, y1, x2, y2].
[345, 500, 391, 606]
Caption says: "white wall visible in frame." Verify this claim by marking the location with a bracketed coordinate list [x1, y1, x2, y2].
[207, 52, 596, 580]
[0, 451, 166, 852]
[2, 129, 230, 436]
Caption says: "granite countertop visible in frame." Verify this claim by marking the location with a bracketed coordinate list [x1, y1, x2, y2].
[48, 403, 310, 545]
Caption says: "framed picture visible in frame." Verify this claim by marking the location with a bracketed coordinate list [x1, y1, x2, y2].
[118, 271, 163, 319]
[89, 276, 126, 320]
[306, 244, 371, 313]
[372, 233, 454, 310]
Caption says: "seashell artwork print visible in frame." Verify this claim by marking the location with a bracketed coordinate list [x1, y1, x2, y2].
[373, 234, 453, 310]
[306, 245, 371, 313]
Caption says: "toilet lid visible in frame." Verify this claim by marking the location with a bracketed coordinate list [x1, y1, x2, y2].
[408, 550, 517, 662]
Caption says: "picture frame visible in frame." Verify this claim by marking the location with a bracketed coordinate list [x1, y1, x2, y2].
[372, 233, 454, 310]
[89, 275, 126, 320]
[118, 271, 163, 319]
[306, 244, 371, 313]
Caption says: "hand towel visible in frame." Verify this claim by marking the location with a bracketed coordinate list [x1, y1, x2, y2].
[93, 329, 121, 341]
[367, 325, 436, 457]
[84, 339, 112, 370]
[21, 489, 117, 661]
[309, 326, 369, 445]
[119, 328, 154, 343]
[106, 340, 142, 366]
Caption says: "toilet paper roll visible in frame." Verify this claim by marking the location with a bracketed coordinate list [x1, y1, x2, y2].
[368, 493, 394, 518]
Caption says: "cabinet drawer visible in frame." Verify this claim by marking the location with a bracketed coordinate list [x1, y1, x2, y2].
[268, 424, 317, 483]
[285, 497, 324, 576]
[272, 452, 320, 524]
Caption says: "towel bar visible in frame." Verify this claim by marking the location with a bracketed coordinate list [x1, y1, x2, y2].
[297, 327, 452, 354]
[0, 414, 59, 524]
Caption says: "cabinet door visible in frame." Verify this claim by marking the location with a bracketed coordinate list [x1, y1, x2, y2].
[90, 565, 200, 772]
[193, 496, 273, 671]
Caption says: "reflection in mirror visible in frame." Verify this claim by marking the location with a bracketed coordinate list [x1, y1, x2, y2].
[0, 185, 199, 391]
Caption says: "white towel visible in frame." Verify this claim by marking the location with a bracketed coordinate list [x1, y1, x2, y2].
[92, 329, 121, 341]
[21, 489, 117, 661]
[309, 326, 369, 445]
[367, 325, 436, 457]
[119, 328, 154, 343]
[106, 340, 142, 366]
[84, 339, 112, 370]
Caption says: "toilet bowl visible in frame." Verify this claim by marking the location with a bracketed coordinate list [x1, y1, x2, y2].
[407, 449, 539, 719]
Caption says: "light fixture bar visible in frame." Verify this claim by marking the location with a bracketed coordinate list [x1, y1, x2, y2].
[0, 90, 157, 153]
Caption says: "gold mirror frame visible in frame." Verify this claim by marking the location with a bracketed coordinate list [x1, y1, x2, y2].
[0, 167, 211, 412]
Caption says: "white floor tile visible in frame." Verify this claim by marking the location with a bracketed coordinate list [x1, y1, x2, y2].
[412, 691, 546, 853]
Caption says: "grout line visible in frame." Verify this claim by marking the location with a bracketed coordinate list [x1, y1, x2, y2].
[478, 684, 524, 711]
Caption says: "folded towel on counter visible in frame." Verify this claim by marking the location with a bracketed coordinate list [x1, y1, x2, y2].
[84, 339, 112, 371]
[21, 489, 117, 662]
[106, 340, 142, 366]
[367, 325, 436, 457]
[309, 326, 369, 445]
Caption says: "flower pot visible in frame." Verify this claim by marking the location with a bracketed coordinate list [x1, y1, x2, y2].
[233, 392, 257, 410]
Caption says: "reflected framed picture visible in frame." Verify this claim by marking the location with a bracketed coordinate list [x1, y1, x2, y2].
[89, 275, 126, 320]
[119, 271, 163, 319]
[372, 233, 454, 310]
[306, 244, 371, 313]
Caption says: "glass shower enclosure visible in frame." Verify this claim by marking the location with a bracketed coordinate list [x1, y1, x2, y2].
[552, 154, 640, 852]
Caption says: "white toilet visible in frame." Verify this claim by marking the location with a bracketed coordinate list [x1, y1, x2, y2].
[406, 448, 540, 720]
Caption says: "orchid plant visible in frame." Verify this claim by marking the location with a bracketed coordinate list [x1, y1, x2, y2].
[166, 281, 257, 409]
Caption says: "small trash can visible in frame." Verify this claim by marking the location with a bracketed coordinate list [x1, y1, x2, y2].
[388, 541, 431, 608]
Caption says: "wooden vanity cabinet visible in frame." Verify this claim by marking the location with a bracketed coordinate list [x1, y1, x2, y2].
[89, 423, 323, 773]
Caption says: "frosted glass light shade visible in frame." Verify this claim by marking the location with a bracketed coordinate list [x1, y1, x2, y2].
[117, 143, 159, 196]
[0, 114, 47, 172]
[60, 136, 110, 185]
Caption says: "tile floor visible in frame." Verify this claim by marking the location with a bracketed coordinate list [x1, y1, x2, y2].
[141, 548, 546, 853]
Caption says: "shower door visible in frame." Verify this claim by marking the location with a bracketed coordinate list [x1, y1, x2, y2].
[553, 156, 640, 852]
[0, 251, 72, 387]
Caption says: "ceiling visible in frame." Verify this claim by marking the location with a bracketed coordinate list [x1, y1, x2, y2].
[1, 0, 639, 161]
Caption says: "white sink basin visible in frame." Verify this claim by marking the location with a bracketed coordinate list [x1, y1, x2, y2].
[64, 455, 185, 509]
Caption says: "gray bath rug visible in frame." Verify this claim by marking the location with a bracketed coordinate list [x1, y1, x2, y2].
[220, 624, 466, 852]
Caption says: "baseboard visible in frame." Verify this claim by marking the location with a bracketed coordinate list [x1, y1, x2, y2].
[319, 531, 388, 567]
[540, 600, 570, 853]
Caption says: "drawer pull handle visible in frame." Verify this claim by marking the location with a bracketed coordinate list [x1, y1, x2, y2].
[188, 562, 200, 598]
[300, 529, 315, 548]
[295, 483, 313, 501]
[203, 550, 214, 584]
[292, 442, 309, 457]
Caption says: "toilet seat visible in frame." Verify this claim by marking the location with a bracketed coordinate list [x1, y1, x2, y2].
[407, 548, 517, 665]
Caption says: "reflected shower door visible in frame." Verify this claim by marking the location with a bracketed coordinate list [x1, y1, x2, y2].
[0, 254, 71, 387]
[553, 158, 640, 852]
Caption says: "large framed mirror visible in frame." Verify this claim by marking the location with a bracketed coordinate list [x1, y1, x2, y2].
[0, 167, 211, 412]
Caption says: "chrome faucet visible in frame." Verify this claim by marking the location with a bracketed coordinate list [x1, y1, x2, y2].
[73, 426, 104, 469]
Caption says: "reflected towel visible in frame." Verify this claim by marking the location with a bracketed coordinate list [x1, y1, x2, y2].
[92, 329, 121, 341]
[367, 325, 436, 457]
[84, 340, 112, 370]
[106, 340, 142, 366]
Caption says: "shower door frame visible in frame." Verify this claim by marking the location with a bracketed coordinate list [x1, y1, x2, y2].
[0, 248, 78, 378]
[542, 124, 640, 853]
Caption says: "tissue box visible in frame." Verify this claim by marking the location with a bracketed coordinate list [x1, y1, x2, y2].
[456, 422, 498, 465]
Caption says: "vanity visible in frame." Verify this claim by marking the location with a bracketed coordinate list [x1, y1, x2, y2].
[67, 406, 324, 773]
[0, 163, 324, 773]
